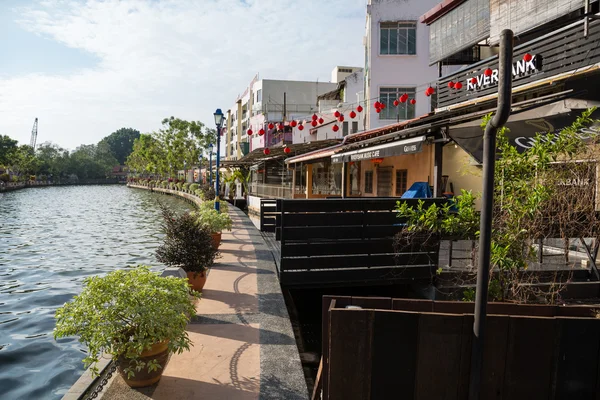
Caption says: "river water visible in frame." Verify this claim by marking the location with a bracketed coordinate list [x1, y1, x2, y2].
[0, 185, 192, 400]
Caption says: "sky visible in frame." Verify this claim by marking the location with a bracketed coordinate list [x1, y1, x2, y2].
[0, 0, 365, 150]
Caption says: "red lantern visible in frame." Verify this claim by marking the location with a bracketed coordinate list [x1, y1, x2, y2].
[356, 105, 363, 113]
[247, 129, 253, 135]
[523, 53, 533, 62]
[349, 111, 357, 118]
[334, 111, 341, 118]
[399, 94, 408, 103]
[380, 103, 386, 109]
[376, 108, 381, 113]
[393, 100, 400, 107]
[278, 123, 284, 131]
[290, 120, 297, 127]
[311, 120, 318, 127]
[454, 82, 463, 90]
[470, 77, 477, 84]
[259, 128, 265, 136]
[484, 68, 493, 77]
[298, 124, 304, 131]
[374, 101, 380, 108]
[318, 117, 324, 124]
[332, 125, 339, 132]
[410, 99, 416, 105]
[425, 87, 435, 97]
[284, 147, 291, 154]
[448, 81, 455, 89]
[263, 148, 270, 155]
[338, 115, 344, 122]
[268, 123, 274, 130]
[312, 114, 318, 121]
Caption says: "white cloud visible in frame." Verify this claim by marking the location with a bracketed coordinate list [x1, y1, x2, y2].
[0, 0, 365, 149]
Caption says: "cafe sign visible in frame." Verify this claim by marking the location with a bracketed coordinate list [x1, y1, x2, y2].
[466, 54, 541, 91]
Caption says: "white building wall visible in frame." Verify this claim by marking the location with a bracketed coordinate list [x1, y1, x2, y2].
[365, 0, 442, 130]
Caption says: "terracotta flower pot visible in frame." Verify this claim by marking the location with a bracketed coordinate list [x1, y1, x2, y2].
[211, 232, 222, 249]
[117, 340, 170, 388]
[186, 271, 207, 292]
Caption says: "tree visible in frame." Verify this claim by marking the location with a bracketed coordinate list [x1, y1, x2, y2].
[99, 128, 141, 165]
[0, 135, 18, 167]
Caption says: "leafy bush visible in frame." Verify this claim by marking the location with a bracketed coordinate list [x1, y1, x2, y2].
[192, 208, 232, 233]
[199, 200, 229, 213]
[198, 184, 215, 201]
[182, 183, 190, 191]
[156, 205, 218, 275]
[0, 174, 8, 182]
[189, 183, 199, 192]
[176, 182, 183, 190]
[54, 266, 197, 377]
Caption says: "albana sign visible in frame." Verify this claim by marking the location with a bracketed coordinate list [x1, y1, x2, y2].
[466, 55, 541, 91]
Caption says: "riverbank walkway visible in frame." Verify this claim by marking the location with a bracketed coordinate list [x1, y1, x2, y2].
[99, 194, 308, 399]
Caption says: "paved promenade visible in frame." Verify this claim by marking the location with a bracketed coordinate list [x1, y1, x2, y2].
[100, 200, 308, 399]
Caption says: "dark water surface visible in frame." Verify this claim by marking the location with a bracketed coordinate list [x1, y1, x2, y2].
[0, 185, 192, 400]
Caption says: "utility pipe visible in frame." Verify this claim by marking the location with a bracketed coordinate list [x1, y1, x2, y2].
[468, 29, 513, 400]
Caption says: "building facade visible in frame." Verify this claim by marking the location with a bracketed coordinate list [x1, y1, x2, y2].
[364, 0, 447, 131]
[222, 75, 337, 161]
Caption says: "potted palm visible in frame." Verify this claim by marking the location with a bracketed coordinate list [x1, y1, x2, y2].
[192, 206, 232, 249]
[156, 205, 218, 291]
[53, 266, 197, 388]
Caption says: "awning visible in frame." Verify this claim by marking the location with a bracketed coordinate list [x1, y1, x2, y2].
[450, 98, 600, 163]
[331, 136, 426, 164]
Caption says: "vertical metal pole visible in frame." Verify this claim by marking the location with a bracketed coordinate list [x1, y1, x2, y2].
[341, 162, 347, 198]
[209, 151, 213, 187]
[215, 126, 221, 212]
[433, 141, 443, 197]
[469, 29, 513, 400]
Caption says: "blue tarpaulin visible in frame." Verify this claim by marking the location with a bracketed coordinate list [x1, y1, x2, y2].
[400, 182, 432, 199]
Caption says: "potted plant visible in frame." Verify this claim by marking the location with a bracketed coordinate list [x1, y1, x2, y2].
[53, 266, 197, 388]
[192, 207, 232, 249]
[156, 205, 218, 291]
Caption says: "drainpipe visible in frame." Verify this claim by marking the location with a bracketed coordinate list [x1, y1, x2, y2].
[468, 29, 513, 400]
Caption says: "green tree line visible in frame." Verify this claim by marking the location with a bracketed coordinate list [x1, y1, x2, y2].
[0, 128, 140, 182]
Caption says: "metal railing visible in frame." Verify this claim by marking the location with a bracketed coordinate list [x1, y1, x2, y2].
[249, 183, 292, 199]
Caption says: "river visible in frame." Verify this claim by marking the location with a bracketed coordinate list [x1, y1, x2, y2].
[0, 185, 192, 399]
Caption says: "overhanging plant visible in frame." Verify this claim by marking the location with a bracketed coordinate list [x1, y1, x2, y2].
[395, 109, 600, 303]
[53, 266, 197, 379]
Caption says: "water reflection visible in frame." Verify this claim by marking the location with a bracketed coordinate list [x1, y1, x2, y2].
[0, 185, 191, 399]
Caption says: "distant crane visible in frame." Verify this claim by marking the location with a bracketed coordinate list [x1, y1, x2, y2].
[30, 118, 38, 150]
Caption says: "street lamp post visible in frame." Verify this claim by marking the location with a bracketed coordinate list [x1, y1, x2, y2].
[183, 160, 187, 183]
[198, 154, 203, 184]
[208, 144, 213, 187]
[213, 108, 224, 212]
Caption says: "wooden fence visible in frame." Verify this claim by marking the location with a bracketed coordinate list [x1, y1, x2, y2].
[277, 198, 446, 287]
[319, 296, 600, 400]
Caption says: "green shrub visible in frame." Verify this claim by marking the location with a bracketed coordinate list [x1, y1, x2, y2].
[189, 183, 199, 192]
[199, 200, 229, 213]
[53, 266, 197, 377]
[182, 183, 190, 191]
[156, 205, 218, 275]
[0, 174, 8, 182]
[191, 208, 232, 233]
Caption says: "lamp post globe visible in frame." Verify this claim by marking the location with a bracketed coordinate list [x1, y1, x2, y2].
[213, 108, 224, 212]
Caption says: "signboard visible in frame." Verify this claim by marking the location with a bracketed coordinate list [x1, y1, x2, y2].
[332, 137, 424, 164]
[466, 55, 541, 91]
[450, 100, 600, 163]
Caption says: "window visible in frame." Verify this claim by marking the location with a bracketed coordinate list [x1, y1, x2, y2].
[352, 121, 359, 134]
[339, 68, 353, 73]
[342, 122, 349, 137]
[379, 87, 416, 120]
[365, 170, 374, 194]
[380, 22, 416, 55]
[256, 89, 262, 103]
[395, 169, 408, 196]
